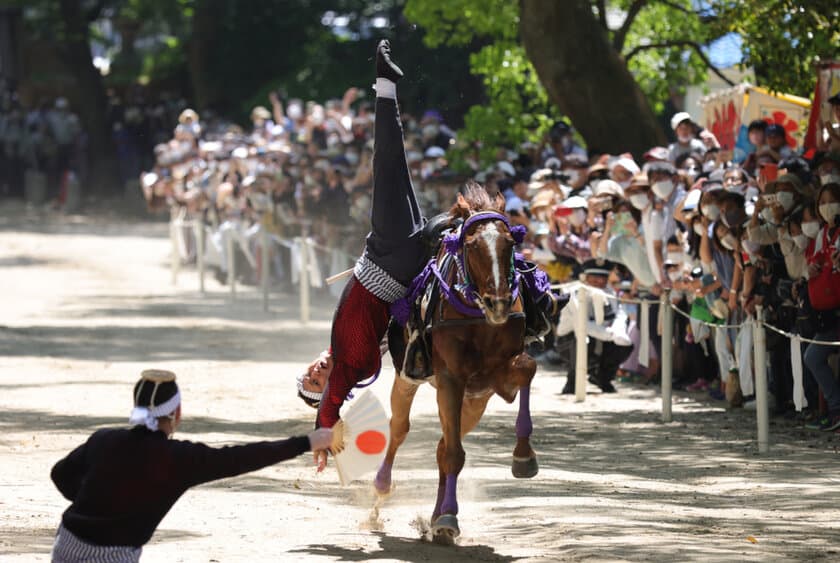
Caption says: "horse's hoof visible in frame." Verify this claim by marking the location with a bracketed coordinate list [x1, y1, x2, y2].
[431, 514, 460, 544]
[511, 455, 539, 479]
[374, 463, 392, 495]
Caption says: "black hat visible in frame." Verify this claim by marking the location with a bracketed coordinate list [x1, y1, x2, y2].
[828, 93, 840, 105]
[765, 123, 785, 137]
[582, 258, 615, 277]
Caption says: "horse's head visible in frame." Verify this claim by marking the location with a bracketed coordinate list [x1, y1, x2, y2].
[450, 183, 523, 325]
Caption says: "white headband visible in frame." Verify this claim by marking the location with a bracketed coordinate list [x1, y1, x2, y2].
[296, 373, 322, 402]
[129, 391, 181, 432]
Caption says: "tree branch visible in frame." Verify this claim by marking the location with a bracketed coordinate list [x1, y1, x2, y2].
[656, 0, 717, 21]
[595, 0, 608, 30]
[624, 40, 736, 86]
[612, 0, 648, 52]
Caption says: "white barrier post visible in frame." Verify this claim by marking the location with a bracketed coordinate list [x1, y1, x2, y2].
[574, 285, 588, 402]
[261, 218, 270, 312]
[194, 220, 205, 295]
[226, 228, 236, 298]
[660, 292, 673, 423]
[170, 211, 179, 286]
[753, 305, 769, 453]
[300, 220, 311, 325]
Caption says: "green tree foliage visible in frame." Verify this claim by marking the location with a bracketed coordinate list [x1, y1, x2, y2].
[405, 0, 838, 163]
[710, 1, 839, 96]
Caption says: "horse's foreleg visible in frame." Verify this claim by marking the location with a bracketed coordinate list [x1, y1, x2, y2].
[512, 383, 539, 478]
[431, 373, 465, 542]
[374, 374, 420, 495]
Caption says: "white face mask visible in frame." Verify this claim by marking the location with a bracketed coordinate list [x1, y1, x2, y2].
[568, 208, 586, 227]
[652, 179, 674, 199]
[701, 203, 720, 221]
[819, 202, 840, 225]
[702, 160, 716, 173]
[726, 182, 745, 195]
[720, 233, 737, 250]
[801, 221, 820, 239]
[345, 152, 359, 165]
[793, 234, 810, 250]
[667, 251, 684, 264]
[820, 173, 840, 186]
[693, 222, 705, 236]
[287, 104, 303, 120]
[563, 169, 581, 184]
[629, 193, 649, 210]
[776, 191, 795, 211]
[668, 270, 682, 282]
[677, 135, 693, 144]
[619, 179, 632, 189]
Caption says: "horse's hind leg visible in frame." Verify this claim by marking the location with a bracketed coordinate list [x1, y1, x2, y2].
[374, 374, 420, 495]
[512, 383, 539, 478]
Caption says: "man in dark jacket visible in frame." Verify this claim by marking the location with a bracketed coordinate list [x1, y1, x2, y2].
[51, 369, 332, 561]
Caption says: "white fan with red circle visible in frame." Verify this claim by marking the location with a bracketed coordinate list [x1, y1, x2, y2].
[330, 390, 391, 486]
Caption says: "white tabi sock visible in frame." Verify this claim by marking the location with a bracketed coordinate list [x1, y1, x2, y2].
[375, 78, 396, 100]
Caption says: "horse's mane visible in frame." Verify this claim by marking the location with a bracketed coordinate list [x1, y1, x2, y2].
[448, 180, 500, 220]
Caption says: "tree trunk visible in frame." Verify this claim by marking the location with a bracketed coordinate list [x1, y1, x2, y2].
[519, 0, 665, 158]
[188, 0, 224, 112]
[58, 0, 120, 196]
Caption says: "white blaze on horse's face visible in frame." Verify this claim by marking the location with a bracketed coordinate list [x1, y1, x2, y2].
[471, 221, 513, 325]
[482, 223, 502, 294]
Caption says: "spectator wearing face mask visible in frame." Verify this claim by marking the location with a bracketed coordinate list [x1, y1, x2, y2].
[802, 181, 840, 431]
[560, 153, 590, 197]
[600, 192, 658, 289]
[548, 195, 592, 268]
[777, 201, 818, 280]
[668, 112, 707, 163]
[647, 161, 686, 230]
[748, 173, 811, 245]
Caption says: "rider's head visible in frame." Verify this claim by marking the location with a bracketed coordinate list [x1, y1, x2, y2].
[296, 350, 333, 408]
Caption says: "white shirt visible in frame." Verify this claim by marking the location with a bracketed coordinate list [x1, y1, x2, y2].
[556, 286, 631, 346]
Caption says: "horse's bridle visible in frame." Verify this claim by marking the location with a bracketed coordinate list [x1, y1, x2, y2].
[441, 211, 526, 316]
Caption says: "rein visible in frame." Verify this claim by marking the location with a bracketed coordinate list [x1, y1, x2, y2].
[391, 211, 525, 324]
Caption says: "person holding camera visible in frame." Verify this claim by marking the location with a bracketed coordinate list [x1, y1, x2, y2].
[802, 180, 840, 431]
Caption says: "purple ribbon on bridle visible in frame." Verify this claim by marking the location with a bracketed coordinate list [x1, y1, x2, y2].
[391, 211, 525, 324]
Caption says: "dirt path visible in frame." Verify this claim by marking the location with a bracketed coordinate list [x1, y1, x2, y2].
[1, 200, 839, 562]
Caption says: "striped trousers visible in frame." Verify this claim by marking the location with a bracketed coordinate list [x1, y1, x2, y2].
[52, 524, 141, 562]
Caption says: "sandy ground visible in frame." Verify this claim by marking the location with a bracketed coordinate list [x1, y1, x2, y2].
[1, 199, 840, 562]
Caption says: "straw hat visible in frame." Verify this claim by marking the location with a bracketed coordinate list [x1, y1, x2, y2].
[178, 108, 199, 124]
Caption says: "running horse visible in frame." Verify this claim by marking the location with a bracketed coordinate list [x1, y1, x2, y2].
[374, 183, 539, 544]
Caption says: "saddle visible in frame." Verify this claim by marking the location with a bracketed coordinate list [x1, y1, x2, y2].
[400, 213, 460, 381]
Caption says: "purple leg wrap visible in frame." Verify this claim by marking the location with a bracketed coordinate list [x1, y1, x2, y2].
[432, 480, 446, 519]
[374, 461, 392, 492]
[515, 385, 533, 439]
[439, 474, 459, 516]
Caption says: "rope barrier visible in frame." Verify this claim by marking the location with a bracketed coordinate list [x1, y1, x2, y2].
[760, 320, 840, 347]
[667, 300, 746, 329]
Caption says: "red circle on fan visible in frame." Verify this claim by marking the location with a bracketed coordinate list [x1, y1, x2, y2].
[355, 430, 387, 454]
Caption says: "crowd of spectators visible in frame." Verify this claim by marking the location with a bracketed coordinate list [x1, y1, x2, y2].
[145, 82, 840, 431]
[0, 76, 86, 204]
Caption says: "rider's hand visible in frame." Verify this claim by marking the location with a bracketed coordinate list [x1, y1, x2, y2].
[313, 449, 328, 472]
[308, 428, 333, 452]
